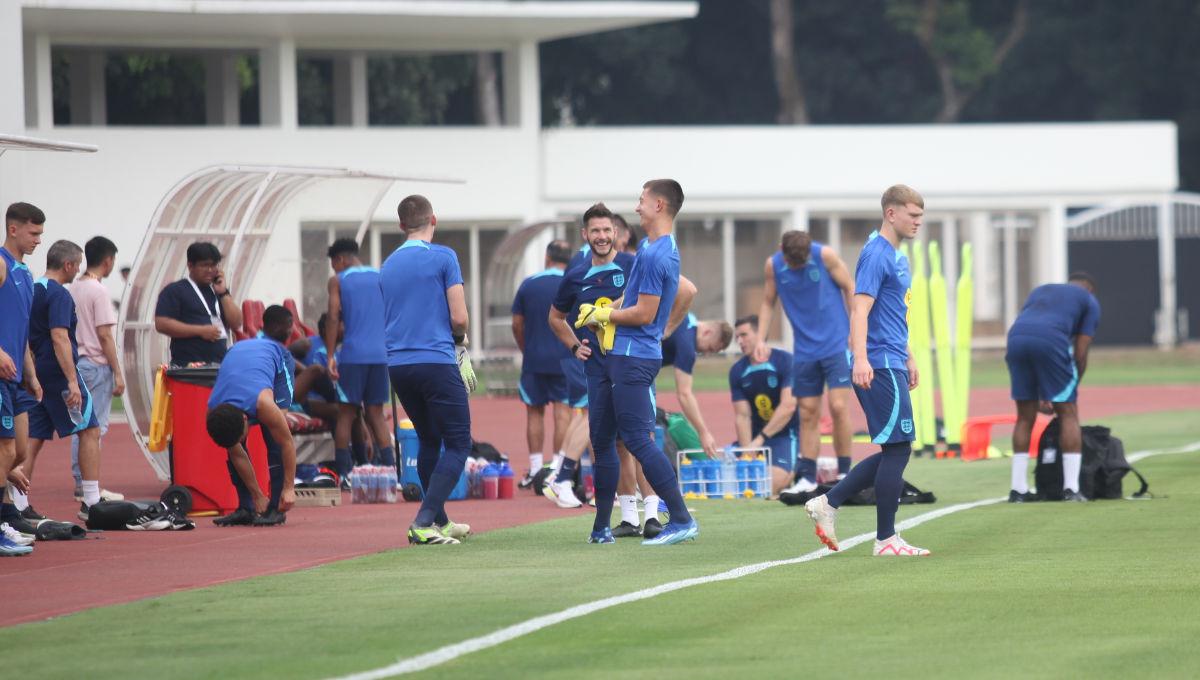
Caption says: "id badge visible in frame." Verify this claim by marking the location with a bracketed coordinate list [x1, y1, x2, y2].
[210, 314, 228, 340]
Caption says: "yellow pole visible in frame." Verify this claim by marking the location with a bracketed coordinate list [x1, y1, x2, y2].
[928, 241, 960, 452]
[955, 243, 975, 448]
[908, 243, 937, 454]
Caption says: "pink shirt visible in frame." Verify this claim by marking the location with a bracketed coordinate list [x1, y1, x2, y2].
[69, 276, 118, 365]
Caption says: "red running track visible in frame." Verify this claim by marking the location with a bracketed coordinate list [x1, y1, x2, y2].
[3, 383, 1196, 626]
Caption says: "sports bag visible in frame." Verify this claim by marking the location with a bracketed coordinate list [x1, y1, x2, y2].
[1035, 418, 1148, 500]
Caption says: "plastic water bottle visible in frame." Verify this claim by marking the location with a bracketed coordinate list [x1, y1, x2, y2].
[679, 458, 700, 496]
[721, 450, 737, 497]
[482, 464, 500, 499]
[736, 456, 750, 494]
[384, 467, 398, 503]
[497, 462, 515, 499]
[62, 389, 84, 427]
[752, 455, 768, 496]
[703, 459, 721, 498]
[351, 465, 366, 503]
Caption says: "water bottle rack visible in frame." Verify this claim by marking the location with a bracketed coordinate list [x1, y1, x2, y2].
[677, 447, 773, 500]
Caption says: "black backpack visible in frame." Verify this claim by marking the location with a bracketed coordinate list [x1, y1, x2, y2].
[1035, 418, 1149, 500]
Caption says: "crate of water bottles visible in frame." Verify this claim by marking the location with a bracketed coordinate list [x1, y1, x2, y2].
[350, 465, 399, 504]
[677, 447, 773, 500]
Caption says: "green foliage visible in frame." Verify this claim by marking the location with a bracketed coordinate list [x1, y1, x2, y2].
[366, 54, 476, 126]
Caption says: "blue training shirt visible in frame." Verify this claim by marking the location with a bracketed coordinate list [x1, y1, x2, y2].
[854, 231, 911, 370]
[661, 313, 698, 374]
[773, 245, 850, 361]
[1008, 284, 1101, 344]
[554, 251, 635, 362]
[0, 247, 34, 383]
[381, 239, 463, 366]
[30, 279, 79, 382]
[512, 267, 570, 374]
[729, 348, 799, 439]
[208, 338, 294, 418]
[337, 266, 387, 364]
[612, 234, 680, 359]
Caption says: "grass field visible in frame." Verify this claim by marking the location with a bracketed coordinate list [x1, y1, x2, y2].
[9, 408, 1200, 679]
[654, 345, 1200, 393]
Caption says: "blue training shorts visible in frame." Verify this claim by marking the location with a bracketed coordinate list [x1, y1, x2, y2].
[519, 370, 568, 407]
[0, 381, 16, 439]
[853, 367, 914, 445]
[29, 376, 100, 440]
[764, 432, 798, 472]
[1005, 334, 1078, 403]
[337, 362, 391, 406]
[793, 350, 853, 398]
[561, 357, 588, 409]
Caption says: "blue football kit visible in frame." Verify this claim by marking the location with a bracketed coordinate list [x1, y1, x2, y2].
[553, 251, 635, 408]
[773, 246, 852, 397]
[729, 349, 799, 472]
[28, 279, 99, 440]
[512, 268, 570, 406]
[335, 266, 390, 406]
[381, 237, 471, 529]
[1006, 283, 1101, 403]
[661, 313, 698, 375]
[0, 247, 33, 439]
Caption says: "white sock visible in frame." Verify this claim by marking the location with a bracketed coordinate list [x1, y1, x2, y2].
[1062, 453, 1082, 493]
[529, 453, 544, 472]
[618, 494, 639, 525]
[82, 480, 101, 507]
[11, 487, 29, 511]
[1010, 453, 1029, 493]
[643, 495, 660, 523]
[551, 452, 564, 471]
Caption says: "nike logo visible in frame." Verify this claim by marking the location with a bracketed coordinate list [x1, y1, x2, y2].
[838, 377, 849, 383]
[582, 285, 593, 291]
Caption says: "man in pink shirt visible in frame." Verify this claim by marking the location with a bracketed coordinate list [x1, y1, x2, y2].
[67, 237, 124, 502]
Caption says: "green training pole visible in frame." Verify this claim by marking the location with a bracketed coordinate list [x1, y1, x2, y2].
[954, 242, 975, 446]
[927, 241, 960, 450]
[909, 243, 937, 453]
[901, 244, 924, 450]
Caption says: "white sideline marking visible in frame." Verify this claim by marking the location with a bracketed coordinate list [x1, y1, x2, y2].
[330, 440, 1200, 680]
[330, 497, 1004, 680]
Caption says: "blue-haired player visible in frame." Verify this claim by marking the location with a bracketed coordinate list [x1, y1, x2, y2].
[382, 195, 476, 546]
[206, 305, 300, 527]
[1006, 273, 1101, 502]
[575, 179, 697, 545]
[324, 238, 395, 480]
[0, 203, 44, 556]
[805, 185, 930, 557]
[729, 315, 799, 495]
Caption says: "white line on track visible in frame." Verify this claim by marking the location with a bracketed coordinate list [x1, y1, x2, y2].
[329, 440, 1200, 680]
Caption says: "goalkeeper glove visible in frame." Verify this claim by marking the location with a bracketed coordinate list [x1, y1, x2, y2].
[599, 318, 616, 354]
[455, 340, 477, 393]
[574, 303, 612, 329]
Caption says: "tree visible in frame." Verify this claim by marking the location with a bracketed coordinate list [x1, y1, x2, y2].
[886, 0, 1029, 122]
[769, 0, 809, 124]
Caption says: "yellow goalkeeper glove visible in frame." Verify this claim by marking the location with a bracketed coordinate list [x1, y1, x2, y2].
[455, 341, 477, 393]
[574, 304, 612, 329]
[598, 319, 616, 354]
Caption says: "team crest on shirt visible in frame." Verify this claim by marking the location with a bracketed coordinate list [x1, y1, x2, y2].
[901, 419, 913, 434]
[808, 268, 820, 282]
[767, 375, 778, 389]
[2, 416, 11, 430]
[612, 273, 624, 287]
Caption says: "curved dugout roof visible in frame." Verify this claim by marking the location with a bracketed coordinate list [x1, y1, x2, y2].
[118, 164, 460, 480]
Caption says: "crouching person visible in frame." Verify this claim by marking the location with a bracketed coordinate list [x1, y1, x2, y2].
[206, 305, 298, 527]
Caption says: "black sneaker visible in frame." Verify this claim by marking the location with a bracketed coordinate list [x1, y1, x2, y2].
[611, 521, 642, 538]
[213, 507, 255, 527]
[20, 506, 47, 522]
[642, 518, 664, 539]
[1061, 489, 1089, 503]
[252, 509, 287, 526]
[77, 502, 91, 521]
[1008, 490, 1040, 503]
[518, 473, 538, 490]
[125, 512, 172, 531]
[3, 515, 40, 535]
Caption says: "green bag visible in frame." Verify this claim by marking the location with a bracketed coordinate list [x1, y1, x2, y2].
[666, 412, 702, 456]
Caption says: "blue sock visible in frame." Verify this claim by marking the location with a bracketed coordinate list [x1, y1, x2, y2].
[628, 440, 691, 525]
[351, 441, 368, 466]
[591, 448, 619, 533]
[555, 457, 578, 483]
[335, 447, 353, 479]
[226, 461, 254, 511]
[837, 455, 852, 475]
[795, 457, 817, 483]
[376, 445, 396, 467]
[415, 472, 460, 527]
[873, 443, 912, 540]
[826, 452, 882, 509]
[1, 500, 19, 521]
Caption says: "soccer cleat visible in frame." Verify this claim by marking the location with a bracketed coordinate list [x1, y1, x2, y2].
[0, 534, 33, 556]
[611, 521, 642, 538]
[781, 477, 819, 496]
[252, 509, 288, 527]
[518, 473, 538, 490]
[408, 524, 460, 545]
[74, 488, 125, 502]
[1061, 489, 1088, 503]
[544, 479, 583, 508]
[804, 494, 839, 551]
[3, 516, 39, 535]
[873, 535, 931, 557]
[441, 521, 471, 540]
[125, 513, 172, 531]
[642, 518, 663, 539]
[20, 506, 47, 522]
[1008, 490, 1040, 503]
[1, 522, 35, 547]
[588, 527, 615, 544]
[213, 507, 256, 527]
[77, 502, 92, 522]
[642, 519, 698, 545]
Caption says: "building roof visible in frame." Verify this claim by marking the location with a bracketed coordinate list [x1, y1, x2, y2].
[22, 1, 698, 49]
[0, 133, 98, 153]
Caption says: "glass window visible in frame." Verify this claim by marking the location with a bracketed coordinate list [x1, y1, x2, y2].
[674, 218, 725, 321]
[297, 56, 334, 126]
[733, 218, 783, 337]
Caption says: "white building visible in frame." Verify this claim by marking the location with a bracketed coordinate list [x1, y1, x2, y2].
[1, 0, 1187, 351]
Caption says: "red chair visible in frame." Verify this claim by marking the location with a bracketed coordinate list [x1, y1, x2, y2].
[960, 415, 1051, 461]
[282, 298, 313, 343]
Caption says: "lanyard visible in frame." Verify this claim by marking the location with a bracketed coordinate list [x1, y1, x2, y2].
[185, 277, 227, 340]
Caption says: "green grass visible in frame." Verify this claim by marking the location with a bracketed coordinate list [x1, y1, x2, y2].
[654, 345, 1200, 393]
[8, 409, 1200, 679]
